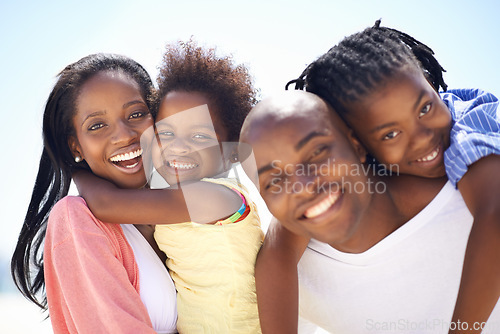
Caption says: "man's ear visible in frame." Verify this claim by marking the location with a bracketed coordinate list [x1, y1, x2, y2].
[68, 136, 84, 161]
[347, 129, 367, 164]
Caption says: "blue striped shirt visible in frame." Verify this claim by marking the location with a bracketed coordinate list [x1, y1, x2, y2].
[441, 88, 499, 187]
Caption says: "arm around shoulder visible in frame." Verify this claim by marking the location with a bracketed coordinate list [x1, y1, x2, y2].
[450, 154, 500, 333]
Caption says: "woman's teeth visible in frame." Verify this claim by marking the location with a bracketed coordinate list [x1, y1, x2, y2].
[417, 147, 439, 162]
[110, 148, 143, 162]
[304, 191, 341, 219]
[168, 161, 198, 170]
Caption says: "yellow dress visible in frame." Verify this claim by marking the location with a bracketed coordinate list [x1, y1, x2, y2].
[154, 178, 264, 333]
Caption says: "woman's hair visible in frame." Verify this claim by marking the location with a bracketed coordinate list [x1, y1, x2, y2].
[11, 53, 154, 310]
[286, 20, 447, 115]
[157, 39, 258, 142]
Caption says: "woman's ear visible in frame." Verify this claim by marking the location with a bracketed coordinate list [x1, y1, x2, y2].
[68, 136, 84, 162]
[347, 129, 367, 164]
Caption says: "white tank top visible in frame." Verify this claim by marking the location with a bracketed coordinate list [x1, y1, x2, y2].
[121, 224, 178, 334]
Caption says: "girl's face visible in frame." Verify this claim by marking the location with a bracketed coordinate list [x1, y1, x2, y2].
[245, 96, 374, 251]
[152, 91, 231, 185]
[344, 68, 452, 178]
[70, 71, 153, 189]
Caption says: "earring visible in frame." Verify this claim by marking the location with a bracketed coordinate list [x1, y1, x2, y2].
[231, 155, 238, 163]
[75, 156, 82, 163]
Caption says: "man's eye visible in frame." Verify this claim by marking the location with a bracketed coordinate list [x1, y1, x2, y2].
[265, 177, 282, 190]
[310, 145, 329, 160]
[419, 103, 431, 118]
[383, 131, 400, 140]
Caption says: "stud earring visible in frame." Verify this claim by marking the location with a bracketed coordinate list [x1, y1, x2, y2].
[75, 156, 82, 163]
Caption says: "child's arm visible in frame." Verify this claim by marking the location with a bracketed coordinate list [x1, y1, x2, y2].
[255, 218, 310, 334]
[450, 154, 500, 334]
[73, 170, 242, 225]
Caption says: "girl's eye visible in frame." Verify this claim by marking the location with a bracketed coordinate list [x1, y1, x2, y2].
[383, 131, 400, 140]
[88, 123, 105, 131]
[418, 103, 431, 118]
[193, 133, 212, 140]
[158, 130, 174, 138]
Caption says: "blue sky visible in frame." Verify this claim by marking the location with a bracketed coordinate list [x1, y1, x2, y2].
[1, 0, 499, 328]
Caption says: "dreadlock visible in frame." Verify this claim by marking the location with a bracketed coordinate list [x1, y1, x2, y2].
[286, 20, 447, 115]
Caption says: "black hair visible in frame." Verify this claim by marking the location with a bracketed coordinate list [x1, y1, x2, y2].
[286, 20, 447, 115]
[11, 53, 154, 310]
[157, 39, 258, 142]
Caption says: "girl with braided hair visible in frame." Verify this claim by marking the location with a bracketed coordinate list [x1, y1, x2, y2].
[256, 21, 499, 333]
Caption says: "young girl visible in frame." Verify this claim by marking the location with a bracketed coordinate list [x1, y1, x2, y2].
[75, 40, 264, 333]
[256, 21, 499, 333]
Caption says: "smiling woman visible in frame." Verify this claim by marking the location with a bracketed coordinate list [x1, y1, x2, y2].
[10, 54, 179, 333]
[69, 70, 153, 189]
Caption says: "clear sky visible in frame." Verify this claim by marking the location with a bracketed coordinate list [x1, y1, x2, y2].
[0, 0, 499, 330]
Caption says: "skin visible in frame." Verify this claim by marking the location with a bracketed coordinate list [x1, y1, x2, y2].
[450, 155, 500, 334]
[344, 66, 452, 178]
[153, 91, 233, 185]
[74, 90, 241, 227]
[70, 70, 153, 189]
[242, 91, 444, 333]
[341, 67, 499, 333]
[69, 70, 164, 258]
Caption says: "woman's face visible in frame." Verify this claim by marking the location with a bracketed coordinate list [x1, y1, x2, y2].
[70, 70, 153, 189]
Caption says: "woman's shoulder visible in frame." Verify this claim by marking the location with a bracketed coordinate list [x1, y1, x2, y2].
[50, 195, 93, 222]
[48, 195, 119, 240]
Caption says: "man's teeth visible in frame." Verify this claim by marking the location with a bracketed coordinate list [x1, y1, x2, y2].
[304, 192, 340, 219]
[417, 147, 439, 162]
[168, 161, 198, 170]
[110, 149, 143, 162]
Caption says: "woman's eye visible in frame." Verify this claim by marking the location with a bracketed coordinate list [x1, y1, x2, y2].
[418, 103, 431, 118]
[383, 131, 400, 140]
[130, 111, 147, 119]
[88, 123, 105, 131]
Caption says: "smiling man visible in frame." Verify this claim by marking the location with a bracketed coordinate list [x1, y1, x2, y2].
[241, 91, 500, 333]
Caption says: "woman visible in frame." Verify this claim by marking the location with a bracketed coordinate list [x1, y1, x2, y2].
[11, 54, 181, 333]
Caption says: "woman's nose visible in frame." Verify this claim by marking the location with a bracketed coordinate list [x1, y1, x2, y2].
[111, 121, 137, 145]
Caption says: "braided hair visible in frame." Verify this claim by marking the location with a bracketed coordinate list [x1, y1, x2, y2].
[286, 20, 447, 115]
